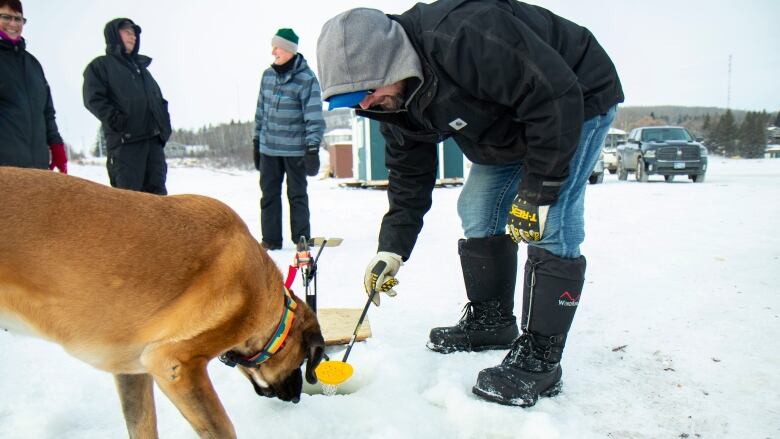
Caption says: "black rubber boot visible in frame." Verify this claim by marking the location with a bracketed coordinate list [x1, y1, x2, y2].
[427, 235, 519, 354]
[472, 246, 586, 407]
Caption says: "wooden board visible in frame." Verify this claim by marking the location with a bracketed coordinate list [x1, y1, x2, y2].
[317, 308, 372, 346]
[338, 178, 463, 189]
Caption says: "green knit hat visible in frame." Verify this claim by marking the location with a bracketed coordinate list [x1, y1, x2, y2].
[272, 28, 299, 54]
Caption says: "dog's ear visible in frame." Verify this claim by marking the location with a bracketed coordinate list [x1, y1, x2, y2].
[304, 331, 325, 384]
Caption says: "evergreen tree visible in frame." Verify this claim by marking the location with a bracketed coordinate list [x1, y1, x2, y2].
[737, 112, 754, 157]
[700, 114, 711, 144]
[91, 128, 106, 157]
[707, 114, 721, 150]
[754, 111, 770, 156]
[737, 111, 769, 158]
[713, 109, 737, 156]
[759, 110, 770, 129]
[774, 111, 780, 127]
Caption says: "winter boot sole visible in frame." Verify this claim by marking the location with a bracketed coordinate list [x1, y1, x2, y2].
[471, 380, 562, 407]
[425, 340, 516, 354]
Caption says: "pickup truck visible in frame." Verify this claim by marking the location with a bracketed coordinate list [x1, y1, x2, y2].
[616, 126, 707, 182]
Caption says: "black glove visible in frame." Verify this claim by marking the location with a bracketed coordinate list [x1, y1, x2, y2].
[252, 137, 261, 171]
[303, 144, 320, 177]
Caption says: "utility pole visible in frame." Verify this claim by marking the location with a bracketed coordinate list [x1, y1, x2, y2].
[727, 54, 732, 109]
[236, 83, 241, 123]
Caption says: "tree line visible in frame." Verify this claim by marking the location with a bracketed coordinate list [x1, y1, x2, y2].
[91, 109, 353, 170]
[91, 106, 778, 165]
[169, 120, 254, 168]
[701, 110, 776, 158]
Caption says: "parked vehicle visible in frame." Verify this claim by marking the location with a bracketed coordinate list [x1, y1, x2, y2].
[589, 151, 604, 184]
[602, 128, 626, 174]
[617, 126, 707, 183]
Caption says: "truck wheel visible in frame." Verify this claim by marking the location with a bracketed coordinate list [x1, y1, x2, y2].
[664, 175, 674, 182]
[617, 159, 628, 181]
[636, 158, 649, 182]
[692, 173, 706, 183]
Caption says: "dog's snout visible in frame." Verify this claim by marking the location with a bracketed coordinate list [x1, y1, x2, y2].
[248, 367, 304, 403]
[275, 368, 303, 403]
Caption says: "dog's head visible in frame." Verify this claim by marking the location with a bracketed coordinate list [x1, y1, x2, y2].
[233, 291, 324, 403]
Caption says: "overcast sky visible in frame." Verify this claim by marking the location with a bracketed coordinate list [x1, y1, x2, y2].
[19, 0, 780, 153]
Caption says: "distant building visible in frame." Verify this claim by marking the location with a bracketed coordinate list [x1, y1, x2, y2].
[766, 144, 780, 159]
[324, 128, 352, 145]
[324, 128, 353, 178]
[185, 144, 209, 155]
[165, 141, 210, 158]
[768, 126, 780, 143]
[604, 128, 627, 148]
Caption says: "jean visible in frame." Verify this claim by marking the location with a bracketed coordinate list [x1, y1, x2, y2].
[457, 105, 617, 258]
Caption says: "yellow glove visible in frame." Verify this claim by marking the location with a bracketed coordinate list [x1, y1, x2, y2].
[363, 252, 402, 306]
[507, 195, 550, 243]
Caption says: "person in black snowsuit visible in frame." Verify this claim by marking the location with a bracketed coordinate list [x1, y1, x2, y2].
[317, 0, 623, 407]
[83, 18, 171, 195]
[0, 0, 67, 173]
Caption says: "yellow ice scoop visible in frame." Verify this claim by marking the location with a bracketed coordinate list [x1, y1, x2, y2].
[314, 288, 376, 392]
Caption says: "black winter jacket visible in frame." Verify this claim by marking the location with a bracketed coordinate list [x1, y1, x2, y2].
[0, 37, 63, 169]
[360, 0, 624, 259]
[82, 18, 171, 149]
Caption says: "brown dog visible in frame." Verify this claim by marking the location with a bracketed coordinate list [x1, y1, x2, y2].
[0, 167, 324, 438]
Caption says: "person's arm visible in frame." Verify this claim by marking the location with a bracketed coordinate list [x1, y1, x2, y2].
[300, 75, 325, 147]
[441, 11, 584, 205]
[39, 68, 67, 174]
[253, 72, 267, 143]
[362, 124, 437, 305]
[160, 96, 172, 142]
[82, 60, 127, 133]
[377, 123, 438, 261]
[42, 79, 63, 146]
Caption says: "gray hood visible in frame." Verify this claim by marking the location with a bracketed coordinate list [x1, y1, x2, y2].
[317, 8, 423, 101]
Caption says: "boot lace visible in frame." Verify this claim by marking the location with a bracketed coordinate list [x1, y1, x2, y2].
[457, 301, 504, 330]
[456, 302, 476, 329]
[502, 333, 561, 372]
[503, 333, 533, 365]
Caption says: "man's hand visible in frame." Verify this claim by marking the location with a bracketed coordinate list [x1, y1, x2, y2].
[507, 195, 549, 243]
[252, 137, 261, 171]
[303, 144, 320, 177]
[363, 252, 403, 306]
[48, 143, 68, 174]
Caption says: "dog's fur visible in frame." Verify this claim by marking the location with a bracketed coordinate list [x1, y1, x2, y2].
[0, 167, 324, 438]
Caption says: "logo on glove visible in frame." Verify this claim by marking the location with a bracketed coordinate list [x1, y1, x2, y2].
[507, 196, 548, 243]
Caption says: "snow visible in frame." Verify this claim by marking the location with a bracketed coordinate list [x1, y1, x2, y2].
[1, 157, 779, 438]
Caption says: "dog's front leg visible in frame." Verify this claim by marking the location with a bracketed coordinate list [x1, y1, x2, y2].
[147, 357, 236, 439]
[114, 373, 159, 439]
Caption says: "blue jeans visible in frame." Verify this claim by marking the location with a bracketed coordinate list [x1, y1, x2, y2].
[457, 105, 617, 258]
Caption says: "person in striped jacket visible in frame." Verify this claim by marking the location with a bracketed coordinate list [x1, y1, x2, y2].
[253, 28, 325, 250]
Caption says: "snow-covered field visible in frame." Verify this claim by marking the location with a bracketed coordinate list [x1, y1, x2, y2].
[1, 158, 779, 439]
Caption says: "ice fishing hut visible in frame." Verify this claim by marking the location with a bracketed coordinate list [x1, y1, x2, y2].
[348, 116, 464, 187]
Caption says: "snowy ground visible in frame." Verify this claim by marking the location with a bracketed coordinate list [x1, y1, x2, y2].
[1, 157, 779, 439]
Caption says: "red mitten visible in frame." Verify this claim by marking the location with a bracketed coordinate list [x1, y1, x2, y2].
[49, 143, 68, 174]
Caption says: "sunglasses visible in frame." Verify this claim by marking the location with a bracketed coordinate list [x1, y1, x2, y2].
[0, 13, 26, 24]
